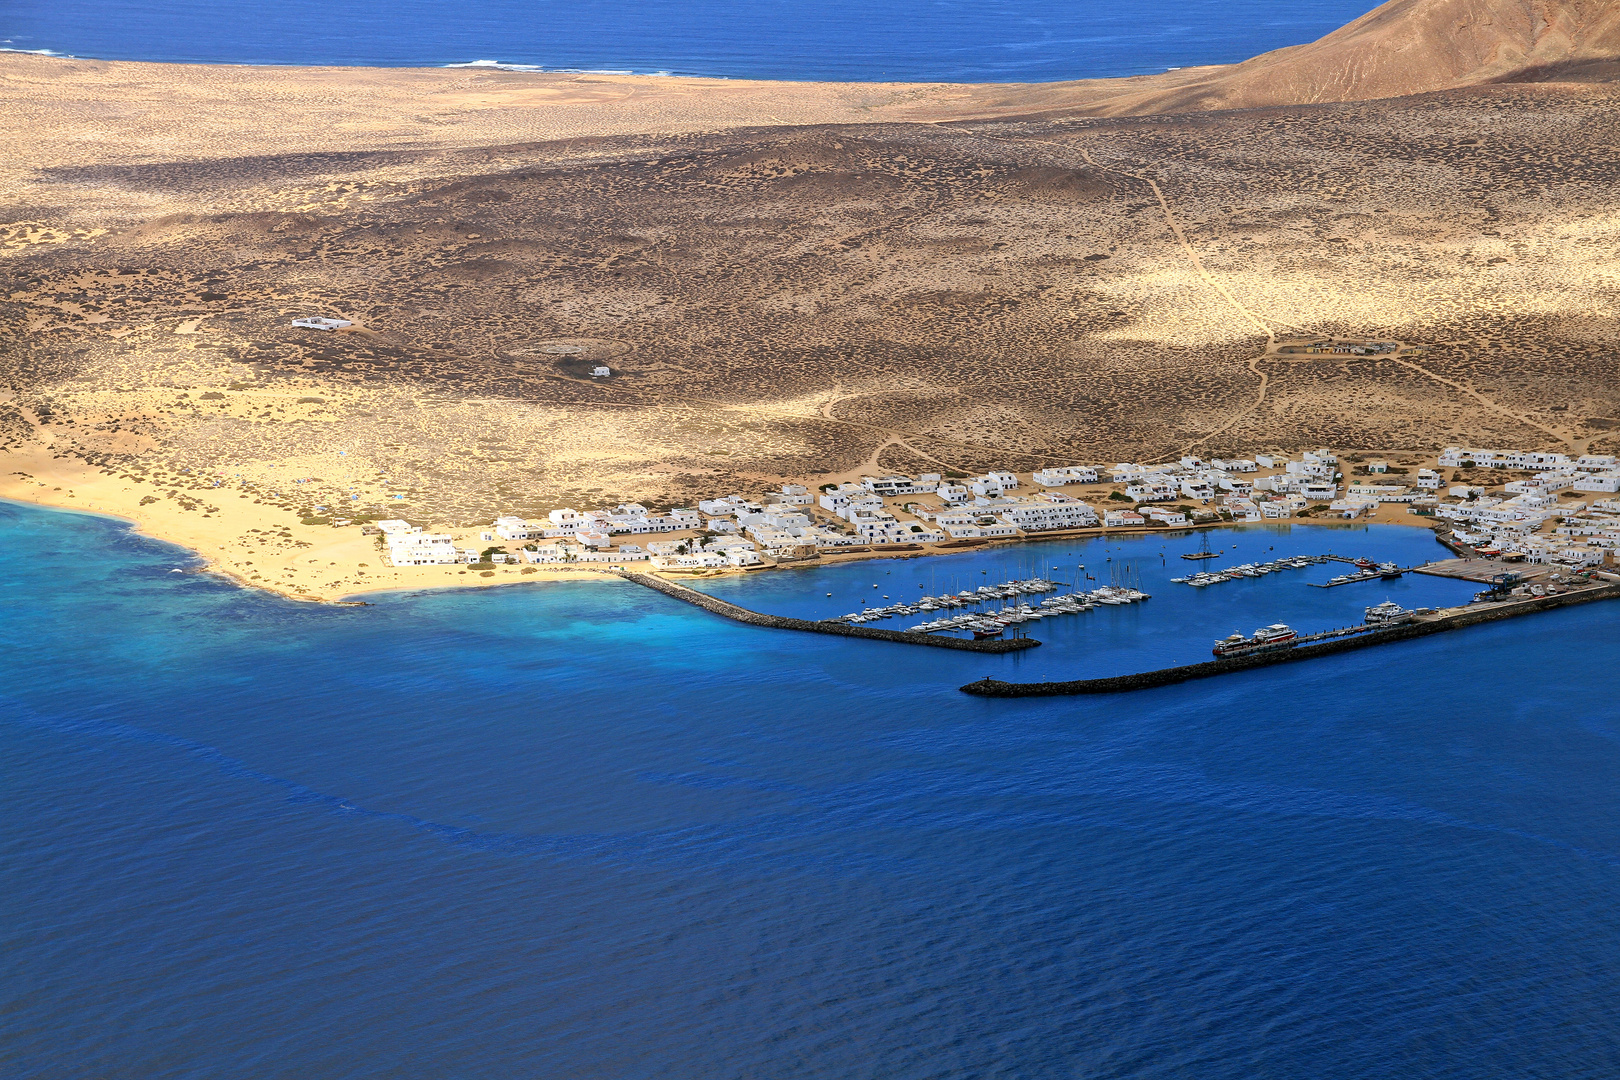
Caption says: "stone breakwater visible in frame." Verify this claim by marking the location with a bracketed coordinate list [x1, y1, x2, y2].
[961, 583, 1620, 696]
[615, 571, 1041, 653]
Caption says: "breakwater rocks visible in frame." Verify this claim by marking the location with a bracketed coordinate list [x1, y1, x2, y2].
[962, 582, 1620, 696]
[617, 571, 1041, 653]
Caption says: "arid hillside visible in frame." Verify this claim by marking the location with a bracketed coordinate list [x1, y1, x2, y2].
[3, 0, 1620, 537]
[6, 83, 1620, 527]
[1088, 0, 1620, 115]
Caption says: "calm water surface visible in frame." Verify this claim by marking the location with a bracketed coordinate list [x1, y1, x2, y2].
[5, 500, 1620, 1078]
[5, 0, 1379, 81]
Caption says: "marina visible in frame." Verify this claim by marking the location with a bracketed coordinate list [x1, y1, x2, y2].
[662, 524, 1489, 678]
[962, 576, 1620, 696]
[1306, 560, 1409, 587]
[616, 569, 1041, 652]
[827, 576, 1149, 639]
[1171, 553, 1328, 587]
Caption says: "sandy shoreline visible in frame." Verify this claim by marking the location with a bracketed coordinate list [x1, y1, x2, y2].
[0, 435, 1443, 606]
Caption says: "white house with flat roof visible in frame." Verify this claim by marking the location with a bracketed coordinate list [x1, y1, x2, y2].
[1033, 465, 1099, 486]
[388, 532, 458, 566]
[998, 496, 1098, 532]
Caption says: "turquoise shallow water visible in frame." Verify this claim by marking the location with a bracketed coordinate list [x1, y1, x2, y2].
[5, 499, 1620, 1078]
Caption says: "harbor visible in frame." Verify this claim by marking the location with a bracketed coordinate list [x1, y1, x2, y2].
[646, 524, 1490, 674]
[961, 577, 1620, 696]
[828, 576, 1149, 639]
[616, 570, 1041, 652]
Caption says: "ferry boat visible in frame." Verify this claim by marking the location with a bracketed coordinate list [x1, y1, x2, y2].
[1377, 561, 1403, 579]
[1212, 623, 1299, 657]
[1363, 600, 1413, 625]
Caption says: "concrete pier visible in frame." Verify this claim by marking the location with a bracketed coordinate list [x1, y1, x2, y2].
[616, 571, 1041, 653]
[1412, 557, 1558, 585]
[961, 582, 1620, 695]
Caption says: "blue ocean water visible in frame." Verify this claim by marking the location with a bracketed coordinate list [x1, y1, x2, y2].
[6, 498, 1620, 1078]
[3, 0, 1379, 81]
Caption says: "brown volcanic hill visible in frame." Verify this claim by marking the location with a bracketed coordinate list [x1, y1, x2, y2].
[1067, 0, 1620, 115]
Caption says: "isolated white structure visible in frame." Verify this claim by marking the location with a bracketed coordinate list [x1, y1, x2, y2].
[291, 317, 353, 331]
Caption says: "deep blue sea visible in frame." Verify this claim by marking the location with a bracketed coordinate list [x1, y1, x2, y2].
[3, 0, 1379, 81]
[6, 498, 1620, 1078]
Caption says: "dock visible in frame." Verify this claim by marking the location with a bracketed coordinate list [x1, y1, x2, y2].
[960, 581, 1620, 695]
[1305, 568, 1413, 588]
[616, 570, 1041, 652]
[1412, 557, 1559, 585]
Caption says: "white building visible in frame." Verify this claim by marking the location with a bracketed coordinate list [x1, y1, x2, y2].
[1179, 477, 1215, 501]
[546, 508, 583, 535]
[997, 495, 1098, 532]
[493, 515, 539, 541]
[818, 483, 865, 513]
[969, 471, 1020, 498]
[523, 541, 582, 564]
[861, 474, 939, 496]
[942, 522, 1018, 539]
[1126, 479, 1176, 503]
[388, 532, 458, 566]
[1576, 472, 1620, 494]
[1145, 507, 1188, 526]
[1033, 465, 1099, 487]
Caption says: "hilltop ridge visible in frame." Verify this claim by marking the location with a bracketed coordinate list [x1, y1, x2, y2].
[1071, 0, 1620, 115]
